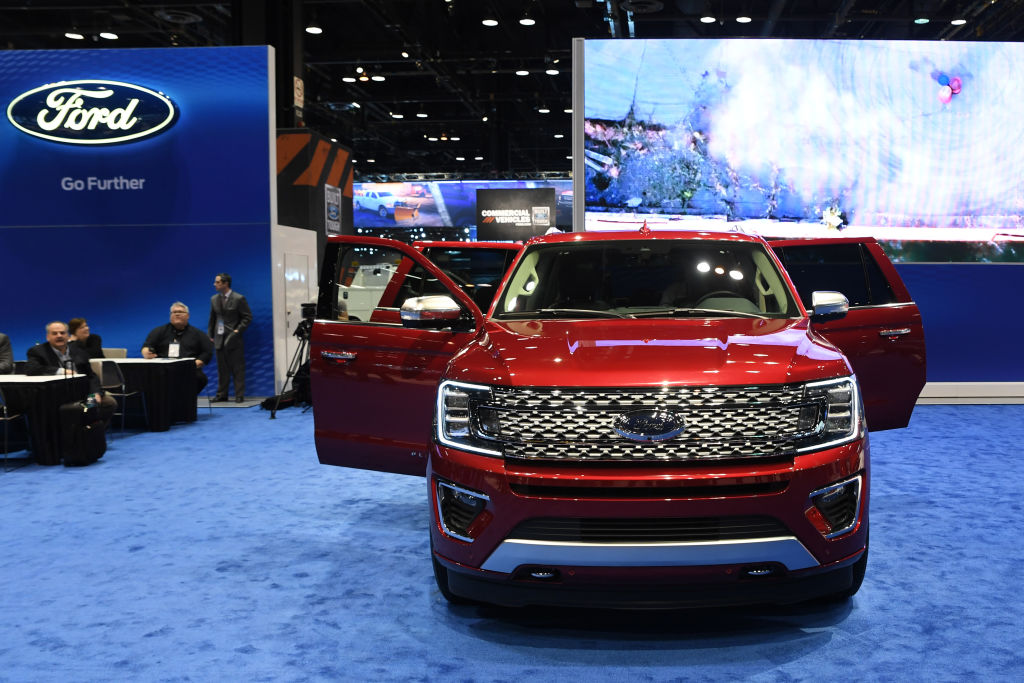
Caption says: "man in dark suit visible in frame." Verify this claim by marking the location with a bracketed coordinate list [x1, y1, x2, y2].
[208, 273, 252, 403]
[25, 321, 116, 418]
[0, 332, 13, 374]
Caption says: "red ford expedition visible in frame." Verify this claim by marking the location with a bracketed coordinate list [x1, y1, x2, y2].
[312, 230, 925, 607]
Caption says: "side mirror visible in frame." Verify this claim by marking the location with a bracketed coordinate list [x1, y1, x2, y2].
[400, 295, 463, 329]
[810, 290, 849, 323]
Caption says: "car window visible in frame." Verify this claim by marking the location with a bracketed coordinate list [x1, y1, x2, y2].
[317, 243, 456, 324]
[421, 247, 518, 310]
[494, 240, 799, 319]
[773, 243, 896, 308]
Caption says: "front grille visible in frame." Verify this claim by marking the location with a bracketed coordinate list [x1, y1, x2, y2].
[483, 384, 814, 463]
[508, 516, 790, 543]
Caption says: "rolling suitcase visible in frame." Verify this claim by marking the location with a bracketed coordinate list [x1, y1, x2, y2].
[59, 400, 107, 466]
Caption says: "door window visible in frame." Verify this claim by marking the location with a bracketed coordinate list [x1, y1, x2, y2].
[773, 243, 896, 309]
[318, 243, 449, 323]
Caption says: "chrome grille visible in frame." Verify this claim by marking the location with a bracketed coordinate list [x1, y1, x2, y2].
[485, 384, 812, 462]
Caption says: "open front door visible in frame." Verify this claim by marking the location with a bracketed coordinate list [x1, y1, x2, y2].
[311, 236, 483, 475]
[771, 238, 926, 431]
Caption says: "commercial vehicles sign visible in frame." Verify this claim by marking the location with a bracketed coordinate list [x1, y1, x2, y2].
[6, 79, 177, 144]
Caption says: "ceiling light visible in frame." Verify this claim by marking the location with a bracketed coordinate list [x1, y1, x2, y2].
[371, 75, 385, 82]
[545, 68, 559, 75]
[950, 17, 967, 25]
[564, 108, 572, 113]
[351, 102, 361, 108]
[100, 32, 118, 40]
[482, 11, 498, 27]
[65, 31, 85, 40]
[700, 15, 715, 23]
[914, 17, 930, 24]
[515, 69, 529, 76]
[342, 77, 356, 83]
[356, 67, 364, 73]
[538, 106, 550, 114]
[482, 115, 489, 122]
[428, 136, 438, 141]
[367, 159, 375, 163]
[566, 155, 572, 160]
[451, 136, 461, 141]
[305, 23, 322, 35]
[358, 75, 369, 82]
[401, 50, 410, 58]
[736, 16, 751, 23]
[456, 156, 466, 161]
[554, 133, 565, 139]
[416, 110, 428, 118]
[330, 138, 337, 142]
[520, 6, 536, 26]
[474, 156, 483, 161]
[391, 112, 403, 119]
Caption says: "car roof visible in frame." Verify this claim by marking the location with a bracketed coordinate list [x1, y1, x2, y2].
[524, 229, 767, 247]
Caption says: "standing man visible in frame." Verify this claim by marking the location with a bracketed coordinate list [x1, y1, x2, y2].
[209, 273, 252, 403]
[142, 302, 215, 394]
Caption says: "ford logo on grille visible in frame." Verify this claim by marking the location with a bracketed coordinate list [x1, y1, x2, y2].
[7, 80, 177, 145]
[612, 409, 686, 442]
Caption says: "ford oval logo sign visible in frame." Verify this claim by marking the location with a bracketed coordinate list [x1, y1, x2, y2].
[7, 80, 177, 145]
[612, 409, 686, 442]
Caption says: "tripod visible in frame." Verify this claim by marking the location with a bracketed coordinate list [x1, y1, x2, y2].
[270, 319, 311, 419]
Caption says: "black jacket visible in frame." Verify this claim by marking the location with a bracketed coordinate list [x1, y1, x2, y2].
[143, 323, 213, 365]
[25, 342, 102, 393]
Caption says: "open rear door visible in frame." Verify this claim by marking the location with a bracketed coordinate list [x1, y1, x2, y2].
[311, 236, 483, 475]
[771, 237, 926, 431]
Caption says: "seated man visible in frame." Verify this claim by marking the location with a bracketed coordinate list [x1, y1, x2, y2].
[25, 321, 117, 419]
[0, 331, 12, 374]
[141, 302, 214, 394]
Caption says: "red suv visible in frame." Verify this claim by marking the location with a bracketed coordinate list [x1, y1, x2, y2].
[312, 230, 925, 607]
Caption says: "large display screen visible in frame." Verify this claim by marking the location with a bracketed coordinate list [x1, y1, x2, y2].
[582, 39, 1024, 262]
[353, 179, 571, 230]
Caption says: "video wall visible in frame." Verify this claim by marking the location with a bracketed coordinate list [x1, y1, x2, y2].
[581, 39, 1024, 262]
[352, 179, 572, 234]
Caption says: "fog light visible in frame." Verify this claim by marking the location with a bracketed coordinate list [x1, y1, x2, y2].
[436, 481, 490, 542]
[806, 475, 862, 538]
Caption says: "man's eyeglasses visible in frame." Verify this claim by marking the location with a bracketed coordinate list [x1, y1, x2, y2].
[171, 311, 188, 316]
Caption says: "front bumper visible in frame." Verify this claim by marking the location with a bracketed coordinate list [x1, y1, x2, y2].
[428, 438, 869, 608]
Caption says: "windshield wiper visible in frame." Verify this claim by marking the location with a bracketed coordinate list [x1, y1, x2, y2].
[629, 307, 768, 319]
[504, 308, 627, 319]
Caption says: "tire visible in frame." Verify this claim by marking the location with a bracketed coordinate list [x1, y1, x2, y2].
[821, 540, 868, 603]
[378, 205, 388, 218]
[432, 552, 475, 605]
[354, 200, 362, 211]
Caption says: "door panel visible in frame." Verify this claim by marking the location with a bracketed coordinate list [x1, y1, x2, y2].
[312, 237, 482, 475]
[771, 238, 926, 431]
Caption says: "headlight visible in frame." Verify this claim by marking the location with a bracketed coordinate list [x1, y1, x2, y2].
[435, 380, 503, 457]
[795, 376, 863, 453]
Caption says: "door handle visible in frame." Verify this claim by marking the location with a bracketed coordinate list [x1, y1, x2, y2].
[322, 350, 357, 363]
[878, 328, 911, 338]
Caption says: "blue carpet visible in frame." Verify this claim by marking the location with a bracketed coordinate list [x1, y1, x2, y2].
[1, 404, 1022, 681]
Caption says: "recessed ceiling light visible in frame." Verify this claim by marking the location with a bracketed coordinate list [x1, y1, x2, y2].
[342, 77, 356, 83]
[456, 156, 466, 161]
[538, 107, 550, 114]
[351, 102, 361, 108]
[545, 69, 559, 75]
[482, 17, 498, 27]
[474, 156, 483, 161]
[451, 136, 461, 141]
[554, 134, 564, 139]
[358, 75, 369, 82]
[371, 75, 385, 82]
[330, 138, 337, 142]
[950, 18, 967, 25]
[515, 69, 529, 76]
[914, 17, 930, 24]
[356, 67, 364, 73]
[428, 137, 438, 141]
[65, 31, 84, 40]
[367, 159, 375, 163]
[416, 111, 428, 118]
[482, 115, 489, 122]
[700, 15, 715, 23]
[100, 32, 118, 40]
[736, 16, 751, 23]
[401, 51, 410, 58]
[564, 108, 572, 114]
[566, 155, 572, 159]
[391, 112, 403, 119]
[305, 24, 322, 35]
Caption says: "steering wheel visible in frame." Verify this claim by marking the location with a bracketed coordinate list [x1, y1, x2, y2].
[695, 290, 745, 306]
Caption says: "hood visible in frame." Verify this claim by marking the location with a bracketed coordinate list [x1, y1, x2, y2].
[448, 317, 849, 388]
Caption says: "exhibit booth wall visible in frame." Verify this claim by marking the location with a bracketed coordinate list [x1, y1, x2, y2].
[574, 38, 1024, 400]
[273, 130, 354, 392]
[0, 46, 279, 396]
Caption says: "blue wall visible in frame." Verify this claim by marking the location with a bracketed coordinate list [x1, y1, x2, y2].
[0, 47, 275, 394]
[896, 263, 1024, 382]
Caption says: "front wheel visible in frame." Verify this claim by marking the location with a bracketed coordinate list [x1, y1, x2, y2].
[432, 552, 475, 605]
[378, 205, 388, 218]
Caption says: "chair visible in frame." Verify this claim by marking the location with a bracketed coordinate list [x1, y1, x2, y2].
[101, 348, 128, 358]
[99, 360, 147, 435]
[13, 360, 27, 374]
[1, 386, 31, 471]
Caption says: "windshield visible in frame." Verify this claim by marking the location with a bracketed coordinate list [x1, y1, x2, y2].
[493, 239, 799, 320]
